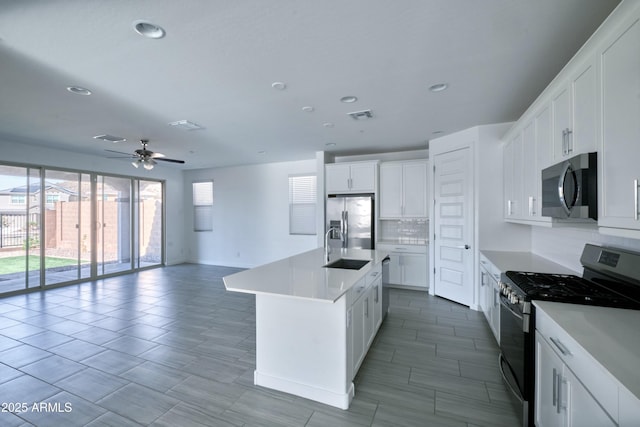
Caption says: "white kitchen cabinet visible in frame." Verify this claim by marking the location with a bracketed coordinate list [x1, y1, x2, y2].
[598, 13, 640, 236]
[377, 243, 428, 289]
[380, 160, 428, 218]
[522, 120, 538, 218]
[535, 333, 616, 427]
[479, 254, 500, 344]
[536, 105, 554, 170]
[350, 283, 366, 373]
[503, 133, 523, 219]
[552, 56, 597, 162]
[372, 276, 382, 332]
[349, 264, 383, 377]
[535, 305, 619, 427]
[402, 252, 428, 287]
[326, 161, 377, 194]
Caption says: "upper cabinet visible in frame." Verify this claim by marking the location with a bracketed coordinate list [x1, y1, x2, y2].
[599, 13, 640, 236]
[380, 160, 428, 218]
[326, 161, 378, 194]
[551, 56, 597, 162]
[502, 0, 640, 236]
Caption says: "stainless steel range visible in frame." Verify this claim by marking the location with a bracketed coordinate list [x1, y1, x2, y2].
[497, 244, 640, 427]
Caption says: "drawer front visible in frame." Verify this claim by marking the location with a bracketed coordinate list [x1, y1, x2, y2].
[377, 243, 427, 255]
[365, 264, 382, 287]
[536, 309, 619, 422]
[346, 277, 367, 306]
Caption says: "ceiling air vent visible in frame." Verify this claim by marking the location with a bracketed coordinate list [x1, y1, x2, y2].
[93, 134, 126, 143]
[347, 109, 373, 120]
[168, 120, 205, 131]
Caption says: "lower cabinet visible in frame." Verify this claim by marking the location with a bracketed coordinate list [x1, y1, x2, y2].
[377, 243, 428, 289]
[479, 254, 500, 344]
[535, 333, 616, 427]
[348, 266, 383, 378]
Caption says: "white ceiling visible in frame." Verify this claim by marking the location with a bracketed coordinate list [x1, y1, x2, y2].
[0, 0, 620, 170]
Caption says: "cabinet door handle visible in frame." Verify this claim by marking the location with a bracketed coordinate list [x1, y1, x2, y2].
[374, 286, 379, 303]
[552, 368, 558, 408]
[562, 129, 567, 155]
[528, 196, 535, 216]
[557, 374, 564, 414]
[507, 200, 512, 216]
[635, 179, 639, 221]
[549, 337, 572, 356]
[566, 129, 573, 154]
[365, 298, 369, 317]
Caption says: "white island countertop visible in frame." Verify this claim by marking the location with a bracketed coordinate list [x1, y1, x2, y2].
[223, 248, 389, 303]
[533, 300, 640, 401]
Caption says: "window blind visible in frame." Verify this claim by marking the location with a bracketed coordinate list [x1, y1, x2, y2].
[192, 181, 213, 231]
[289, 174, 317, 235]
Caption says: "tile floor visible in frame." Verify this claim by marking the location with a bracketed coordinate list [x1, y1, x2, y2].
[0, 264, 519, 426]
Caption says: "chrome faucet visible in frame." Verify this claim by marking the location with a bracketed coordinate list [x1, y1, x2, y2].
[325, 227, 342, 262]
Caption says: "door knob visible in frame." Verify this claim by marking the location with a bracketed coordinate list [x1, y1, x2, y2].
[456, 245, 470, 250]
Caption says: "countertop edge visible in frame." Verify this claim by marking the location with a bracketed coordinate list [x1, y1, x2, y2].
[533, 300, 640, 402]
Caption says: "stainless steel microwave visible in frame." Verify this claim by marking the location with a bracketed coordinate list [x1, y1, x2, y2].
[541, 152, 597, 220]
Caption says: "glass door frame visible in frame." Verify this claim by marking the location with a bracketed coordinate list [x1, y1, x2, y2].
[0, 161, 166, 297]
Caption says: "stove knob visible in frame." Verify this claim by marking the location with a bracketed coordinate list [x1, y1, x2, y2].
[510, 293, 520, 304]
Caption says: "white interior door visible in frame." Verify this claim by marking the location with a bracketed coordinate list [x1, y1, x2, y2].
[433, 147, 473, 306]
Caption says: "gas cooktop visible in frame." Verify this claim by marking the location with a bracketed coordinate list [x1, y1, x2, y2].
[504, 271, 640, 309]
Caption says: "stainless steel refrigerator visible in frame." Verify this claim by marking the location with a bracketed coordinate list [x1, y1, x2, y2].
[325, 194, 375, 250]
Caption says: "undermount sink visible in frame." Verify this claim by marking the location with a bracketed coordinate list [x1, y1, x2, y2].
[323, 258, 370, 270]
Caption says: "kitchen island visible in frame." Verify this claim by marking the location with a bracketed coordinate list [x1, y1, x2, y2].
[223, 248, 389, 409]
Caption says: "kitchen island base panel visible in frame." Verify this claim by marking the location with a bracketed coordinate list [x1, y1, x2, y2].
[254, 371, 354, 410]
[254, 293, 352, 409]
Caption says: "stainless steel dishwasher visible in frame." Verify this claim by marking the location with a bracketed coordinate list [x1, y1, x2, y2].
[381, 256, 391, 319]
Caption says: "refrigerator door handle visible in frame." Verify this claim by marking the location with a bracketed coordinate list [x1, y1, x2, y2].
[343, 211, 348, 248]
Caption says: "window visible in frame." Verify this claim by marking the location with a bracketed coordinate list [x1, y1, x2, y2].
[289, 174, 317, 235]
[10, 194, 26, 204]
[46, 194, 59, 203]
[192, 180, 213, 232]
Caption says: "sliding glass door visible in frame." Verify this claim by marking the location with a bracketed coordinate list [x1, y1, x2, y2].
[97, 175, 132, 275]
[43, 170, 92, 286]
[137, 180, 163, 269]
[0, 165, 40, 293]
[0, 163, 164, 296]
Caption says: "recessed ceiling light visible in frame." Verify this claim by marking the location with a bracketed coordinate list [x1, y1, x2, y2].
[258, 150, 267, 155]
[93, 134, 126, 143]
[67, 86, 92, 96]
[325, 143, 336, 147]
[429, 83, 448, 92]
[271, 82, 286, 90]
[340, 96, 358, 103]
[302, 106, 314, 113]
[323, 122, 335, 128]
[133, 20, 166, 39]
[432, 130, 444, 135]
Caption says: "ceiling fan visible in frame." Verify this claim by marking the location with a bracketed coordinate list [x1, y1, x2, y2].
[106, 139, 185, 170]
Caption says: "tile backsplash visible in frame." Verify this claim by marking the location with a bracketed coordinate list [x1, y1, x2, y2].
[379, 219, 428, 243]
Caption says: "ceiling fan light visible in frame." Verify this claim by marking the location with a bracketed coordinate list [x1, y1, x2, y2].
[143, 161, 154, 170]
[132, 160, 140, 168]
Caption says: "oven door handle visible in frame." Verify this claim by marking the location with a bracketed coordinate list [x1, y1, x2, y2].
[498, 353, 524, 404]
[499, 294, 523, 321]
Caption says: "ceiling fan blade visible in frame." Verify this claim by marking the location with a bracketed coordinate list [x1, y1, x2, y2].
[150, 152, 166, 158]
[105, 149, 133, 156]
[155, 157, 185, 164]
